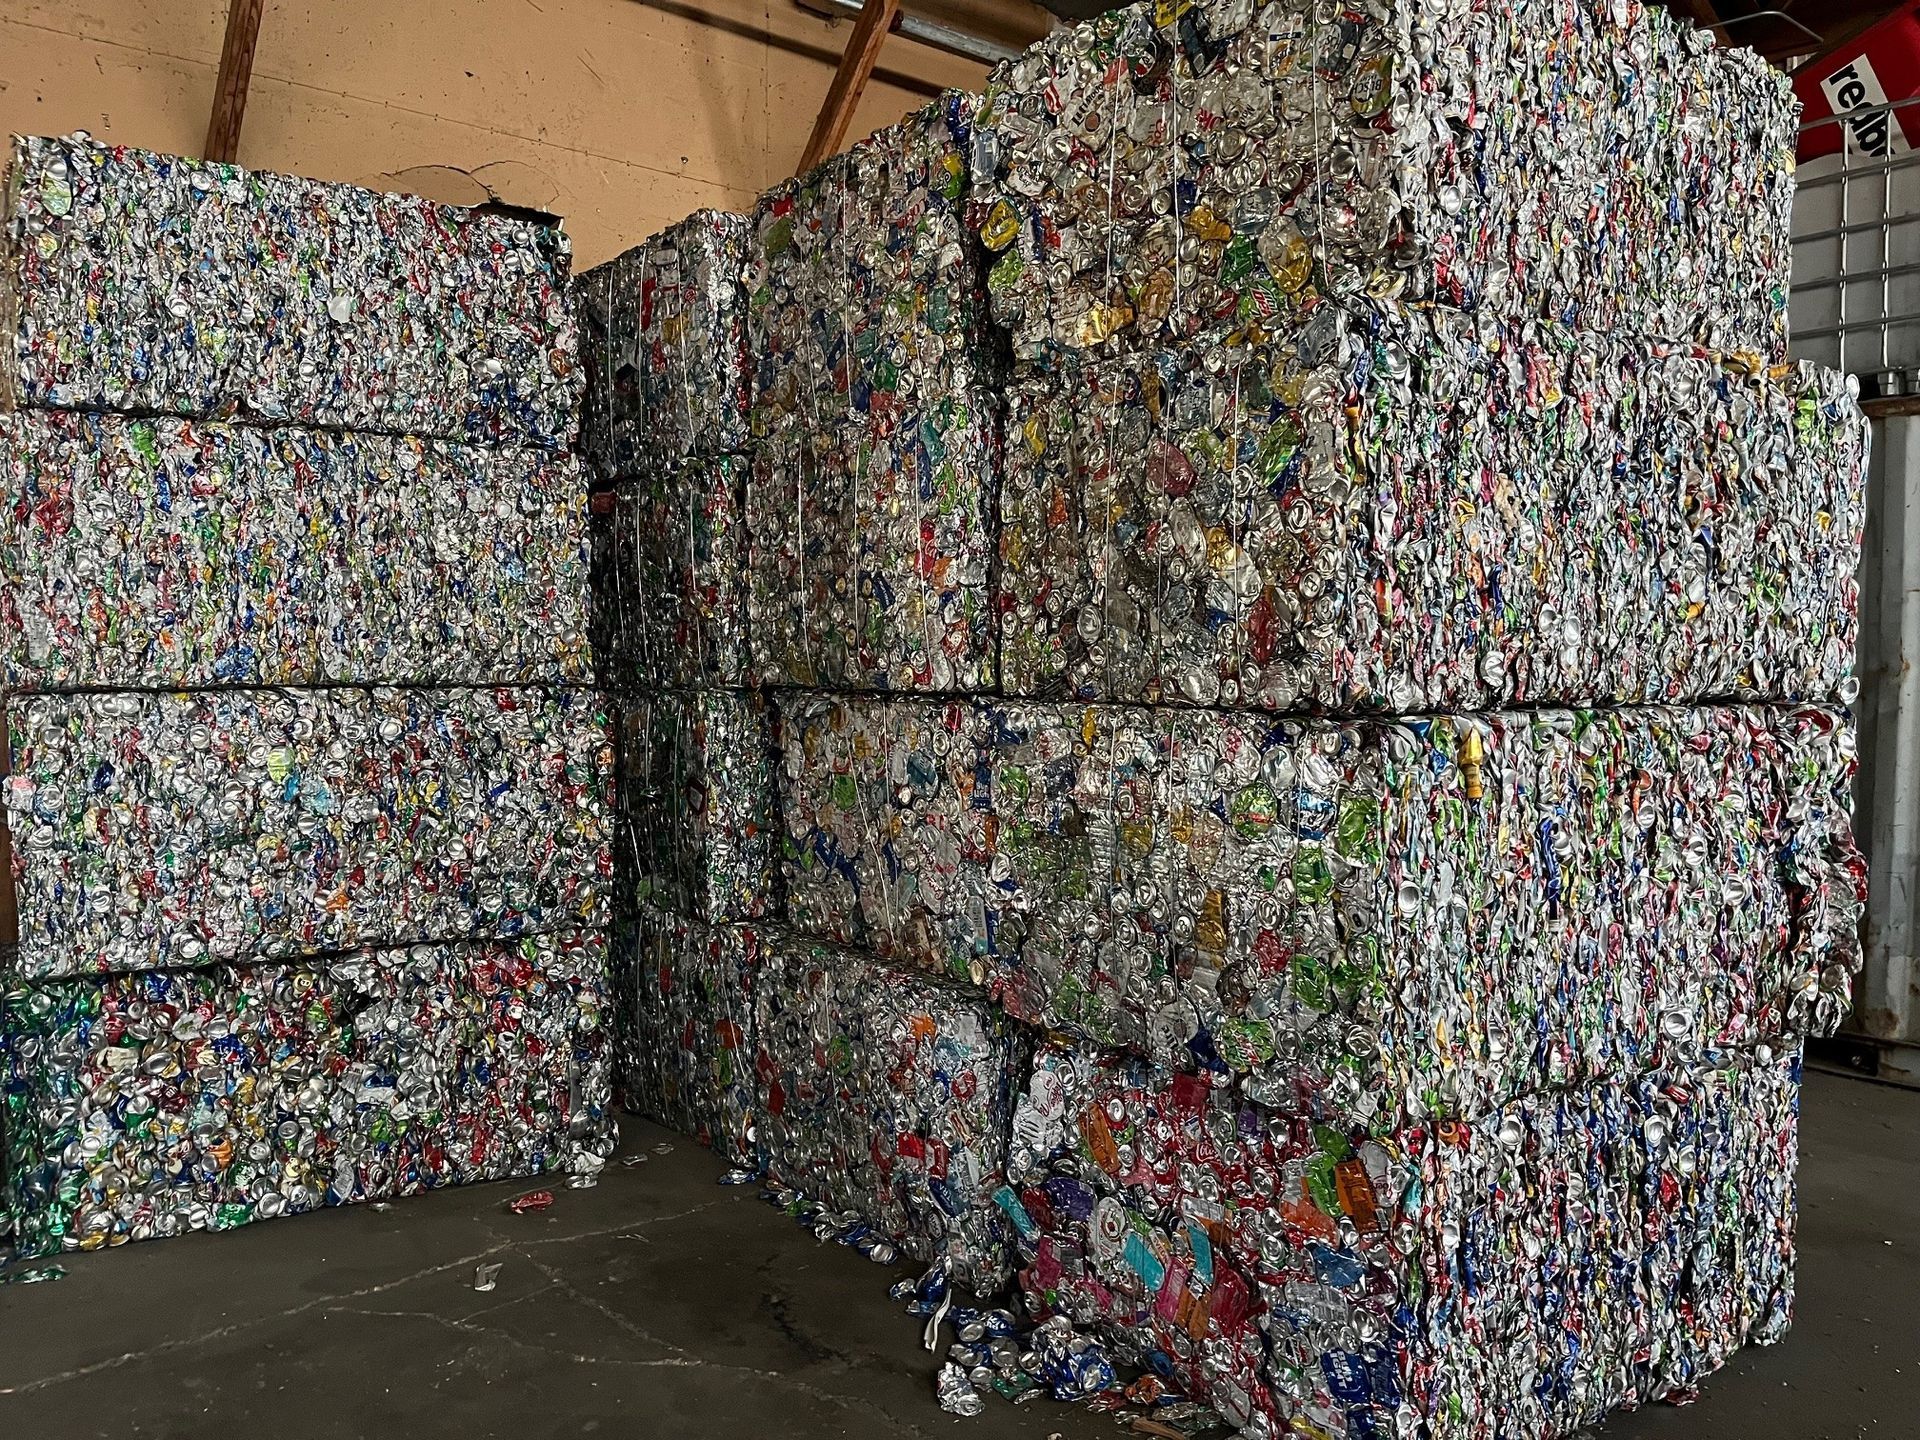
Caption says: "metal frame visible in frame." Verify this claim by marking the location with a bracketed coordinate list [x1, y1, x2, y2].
[1791, 96, 1920, 394]
[794, 0, 1023, 65]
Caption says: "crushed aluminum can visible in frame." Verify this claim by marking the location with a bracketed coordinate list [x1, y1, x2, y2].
[990, 1369, 1042, 1404]
[905, 1260, 953, 1316]
[577, 209, 751, 472]
[745, 96, 999, 694]
[1141, 1404, 1228, 1438]
[509, 1191, 558, 1215]
[936, 1361, 987, 1417]
[751, 935, 1023, 1297]
[4, 686, 614, 978]
[2, 134, 581, 446]
[967, 0, 1797, 363]
[773, 694, 1865, 1131]
[1007, 1041, 1802, 1439]
[613, 690, 777, 924]
[0, 409, 593, 690]
[1025, 1314, 1118, 1401]
[0, 931, 614, 1257]
[610, 910, 763, 1169]
[474, 1262, 504, 1292]
[996, 319, 1865, 713]
[1125, 1375, 1171, 1407]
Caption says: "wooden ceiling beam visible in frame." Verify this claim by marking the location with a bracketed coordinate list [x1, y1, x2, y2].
[797, 0, 904, 175]
[205, 0, 267, 165]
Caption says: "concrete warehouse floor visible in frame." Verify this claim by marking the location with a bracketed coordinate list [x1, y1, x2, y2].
[0, 1071, 1913, 1440]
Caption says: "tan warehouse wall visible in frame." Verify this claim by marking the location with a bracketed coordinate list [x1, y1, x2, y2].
[0, 0, 995, 266]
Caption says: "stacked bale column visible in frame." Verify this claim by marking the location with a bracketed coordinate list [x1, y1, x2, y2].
[0, 137, 614, 1255]
[738, 97, 1026, 1289]
[949, 1, 1869, 1434]
[578, 212, 774, 1169]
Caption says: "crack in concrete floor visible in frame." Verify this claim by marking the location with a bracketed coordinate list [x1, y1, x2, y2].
[0, 1198, 734, 1397]
[0, 1185, 949, 1440]
[321, 1298, 942, 1439]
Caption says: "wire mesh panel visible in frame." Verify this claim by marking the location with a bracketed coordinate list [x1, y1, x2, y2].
[1790, 98, 1920, 392]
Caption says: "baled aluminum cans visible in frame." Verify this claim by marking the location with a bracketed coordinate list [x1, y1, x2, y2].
[2, 135, 581, 448]
[968, 0, 1797, 364]
[774, 693, 1863, 1129]
[553, 0, 1849, 1428]
[578, 209, 751, 473]
[752, 933, 1022, 1295]
[615, 689, 776, 924]
[1006, 1041, 1800, 1440]
[747, 410, 997, 692]
[774, 693, 990, 981]
[0, 131, 619, 1257]
[578, 217, 753, 686]
[988, 702, 1863, 1132]
[999, 315, 1865, 712]
[0, 409, 592, 689]
[5, 686, 613, 978]
[1, 929, 614, 1258]
[746, 98, 999, 693]
[595, 459, 749, 689]
[611, 909, 761, 1168]
[746, 94, 993, 438]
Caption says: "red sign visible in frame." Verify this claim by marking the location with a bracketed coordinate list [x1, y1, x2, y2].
[1797, 3, 1920, 161]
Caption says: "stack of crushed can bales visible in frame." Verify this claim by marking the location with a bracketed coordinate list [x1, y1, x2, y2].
[587, 0, 1871, 1436]
[966, 4, 1867, 1433]
[745, 95, 1026, 1295]
[0, 0, 1862, 1432]
[580, 99, 1026, 1290]
[579, 209, 773, 1171]
[0, 137, 615, 1256]
[963, 5, 1869, 1432]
